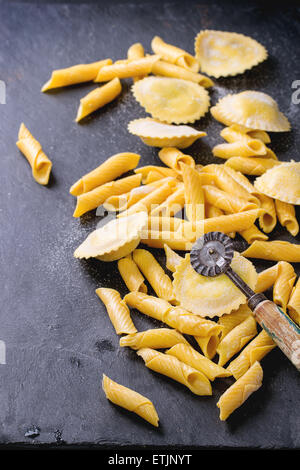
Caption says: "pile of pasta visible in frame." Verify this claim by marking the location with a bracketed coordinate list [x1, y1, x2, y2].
[18, 29, 299, 425]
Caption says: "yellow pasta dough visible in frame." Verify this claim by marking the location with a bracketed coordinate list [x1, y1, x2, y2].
[180, 163, 205, 224]
[120, 328, 188, 350]
[151, 36, 199, 72]
[41, 59, 112, 91]
[95, 55, 159, 82]
[166, 343, 231, 381]
[132, 77, 210, 124]
[202, 185, 257, 214]
[124, 291, 220, 337]
[76, 77, 122, 122]
[217, 361, 263, 421]
[194, 333, 220, 360]
[211, 91, 290, 132]
[164, 244, 183, 272]
[158, 147, 195, 172]
[227, 330, 275, 379]
[239, 225, 269, 244]
[216, 315, 257, 366]
[102, 375, 159, 426]
[150, 184, 185, 217]
[127, 43, 145, 82]
[275, 200, 299, 236]
[152, 60, 213, 87]
[224, 157, 280, 176]
[220, 124, 271, 145]
[134, 166, 178, 183]
[73, 173, 142, 217]
[254, 162, 300, 204]
[70, 152, 140, 196]
[195, 30, 267, 78]
[96, 288, 137, 334]
[137, 348, 212, 396]
[173, 253, 257, 317]
[288, 278, 300, 325]
[103, 182, 161, 212]
[16, 123, 52, 185]
[218, 304, 252, 341]
[242, 240, 300, 263]
[213, 139, 267, 159]
[128, 118, 206, 148]
[118, 254, 147, 293]
[74, 211, 148, 261]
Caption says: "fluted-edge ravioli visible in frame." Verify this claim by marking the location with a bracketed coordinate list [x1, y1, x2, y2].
[211, 91, 290, 132]
[132, 77, 210, 124]
[128, 118, 206, 149]
[195, 30, 267, 78]
[254, 162, 300, 205]
[173, 253, 257, 317]
[74, 212, 148, 261]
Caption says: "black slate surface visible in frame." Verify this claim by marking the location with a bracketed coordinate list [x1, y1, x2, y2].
[0, 0, 299, 449]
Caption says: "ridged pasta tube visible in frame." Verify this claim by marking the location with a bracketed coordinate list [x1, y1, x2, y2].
[202, 185, 257, 214]
[102, 375, 159, 427]
[137, 348, 212, 395]
[96, 288, 137, 335]
[217, 361, 263, 421]
[118, 254, 147, 293]
[275, 199, 299, 236]
[95, 56, 159, 82]
[180, 162, 205, 223]
[218, 304, 252, 341]
[120, 328, 188, 350]
[224, 157, 280, 176]
[242, 240, 300, 262]
[152, 60, 213, 86]
[127, 43, 145, 82]
[213, 140, 267, 159]
[151, 36, 199, 72]
[164, 244, 183, 272]
[158, 147, 195, 172]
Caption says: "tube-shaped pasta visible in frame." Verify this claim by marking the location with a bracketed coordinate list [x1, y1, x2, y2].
[70, 152, 140, 196]
[201, 164, 258, 204]
[288, 278, 300, 325]
[127, 43, 145, 82]
[158, 147, 195, 172]
[217, 361, 263, 421]
[76, 77, 122, 122]
[273, 262, 296, 312]
[257, 193, 276, 233]
[41, 59, 112, 91]
[202, 185, 257, 214]
[239, 225, 269, 243]
[224, 157, 280, 176]
[135, 166, 178, 183]
[118, 254, 147, 293]
[141, 232, 192, 251]
[132, 249, 174, 301]
[227, 330, 275, 379]
[255, 264, 278, 293]
[194, 333, 220, 360]
[151, 36, 199, 72]
[103, 184, 155, 212]
[164, 244, 183, 272]
[96, 288, 137, 335]
[73, 173, 142, 217]
[247, 130, 271, 143]
[166, 343, 231, 381]
[217, 315, 257, 366]
[124, 291, 220, 337]
[147, 215, 190, 233]
[220, 125, 253, 144]
[120, 328, 188, 350]
[150, 184, 185, 217]
[137, 348, 212, 395]
[119, 179, 177, 218]
[102, 374, 159, 427]
[242, 240, 300, 262]
[180, 162, 204, 223]
[206, 205, 235, 239]
[213, 140, 267, 159]
[275, 199, 299, 236]
[95, 55, 159, 82]
[218, 304, 252, 341]
[16, 123, 52, 185]
[152, 60, 213, 86]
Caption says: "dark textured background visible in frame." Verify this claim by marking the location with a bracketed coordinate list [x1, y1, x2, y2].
[0, 0, 299, 449]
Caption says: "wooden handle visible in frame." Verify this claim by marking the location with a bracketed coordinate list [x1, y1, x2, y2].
[253, 300, 300, 371]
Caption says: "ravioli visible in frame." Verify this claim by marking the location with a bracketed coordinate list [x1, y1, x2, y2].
[195, 30, 267, 78]
[211, 91, 290, 132]
[173, 253, 257, 317]
[74, 212, 148, 261]
[254, 162, 300, 204]
[128, 118, 206, 148]
[132, 77, 210, 124]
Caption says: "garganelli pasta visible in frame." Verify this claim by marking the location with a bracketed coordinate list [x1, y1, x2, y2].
[16, 123, 52, 185]
[127, 43, 145, 82]
[95, 55, 160, 82]
[180, 163, 205, 224]
[151, 60, 213, 87]
[287, 278, 300, 325]
[217, 361, 263, 421]
[137, 348, 212, 396]
[96, 288, 137, 335]
[275, 199, 299, 236]
[120, 328, 189, 350]
[218, 304, 252, 341]
[213, 140, 267, 159]
[194, 333, 220, 360]
[224, 157, 280, 176]
[164, 244, 183, 273]
[76, 77, 122, 122]
[242, 240, 300, 262]
[118, 254, 147, 293]
[158, 147, 195, 172]
[102, 374, 159, 427]
[151, 36, 199, 72]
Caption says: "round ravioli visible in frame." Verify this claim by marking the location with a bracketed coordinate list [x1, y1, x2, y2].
[132, 77, 210, 124]
[195, 30, 267, 78]
[254, 162, 300, 205]
[211, 91, 290, 132]
[173, 253, 257, 318]
[74, 212, 148, 261]
[128, 118, 206, 148]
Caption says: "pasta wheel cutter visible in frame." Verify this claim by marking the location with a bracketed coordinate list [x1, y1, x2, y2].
[190, 231, 300, 371]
